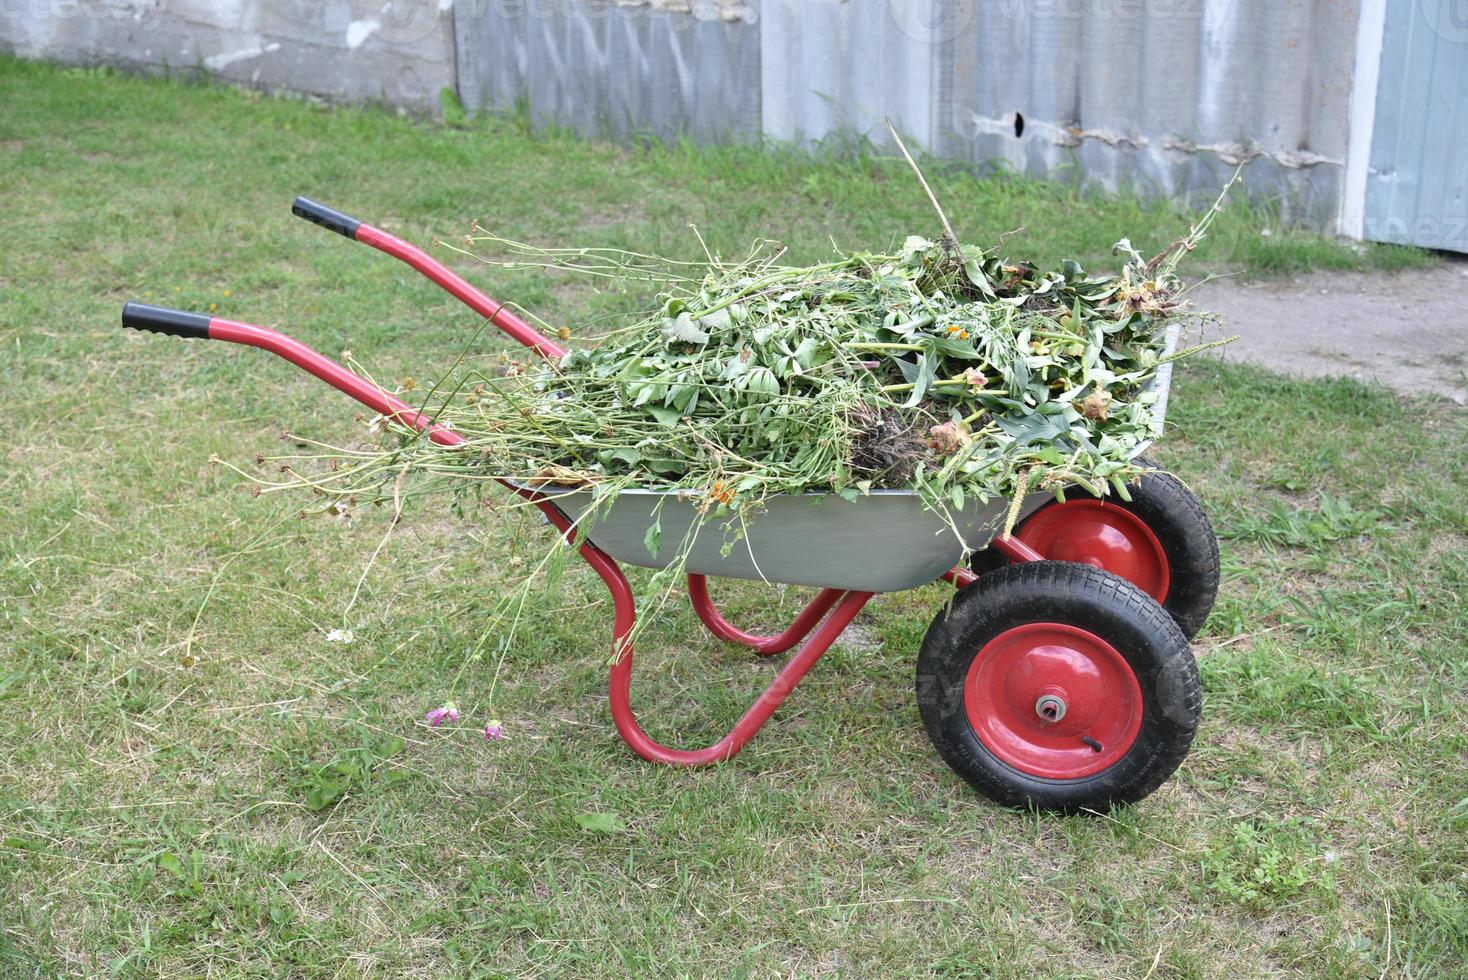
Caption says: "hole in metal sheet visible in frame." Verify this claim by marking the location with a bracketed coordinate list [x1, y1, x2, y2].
[1013, 112, 1025, 138]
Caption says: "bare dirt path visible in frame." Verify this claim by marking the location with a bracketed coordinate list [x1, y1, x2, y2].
[1192, 254, 1468, 406]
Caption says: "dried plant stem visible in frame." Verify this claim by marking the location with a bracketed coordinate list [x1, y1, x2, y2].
[886, 117, 959, 249]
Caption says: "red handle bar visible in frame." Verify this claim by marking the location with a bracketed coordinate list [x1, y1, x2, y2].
[290, 196, 565, 360]
[121, 195, 569, 444]
[121, 302, 466, 447]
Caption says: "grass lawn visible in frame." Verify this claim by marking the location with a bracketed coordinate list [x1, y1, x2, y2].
[2, 58, 1465, 977]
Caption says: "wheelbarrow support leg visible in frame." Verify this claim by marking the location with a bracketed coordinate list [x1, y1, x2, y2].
[686, 574, 846, 656]
[531, 501, 874, 765]
[613, 585, 873, 766]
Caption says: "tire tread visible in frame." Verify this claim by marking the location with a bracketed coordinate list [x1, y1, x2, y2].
[918, 561, 1202, 813]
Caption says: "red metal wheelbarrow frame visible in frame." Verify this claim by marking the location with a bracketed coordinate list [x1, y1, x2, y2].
[121, 197, 1042, 767]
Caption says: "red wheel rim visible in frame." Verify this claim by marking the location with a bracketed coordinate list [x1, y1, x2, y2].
[963, 623, 1143, 779]
[1018, 500, 1171, 603]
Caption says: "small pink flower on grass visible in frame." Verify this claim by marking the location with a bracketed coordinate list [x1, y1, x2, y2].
[424, 702, 459, 728]
[483, 720, 504, 741]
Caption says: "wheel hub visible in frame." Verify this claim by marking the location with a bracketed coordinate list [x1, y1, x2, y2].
[963, 623, 1142, 780]
[1017, 500, 1171, 603]
[1034, 693, 1067, 723]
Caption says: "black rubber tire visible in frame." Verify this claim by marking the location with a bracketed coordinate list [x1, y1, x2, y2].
[917, 561, 1201, 813]
[968, 461, 1220, 639]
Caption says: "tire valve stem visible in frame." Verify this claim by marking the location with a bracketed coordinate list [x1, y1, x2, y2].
[1081, 735, 1103, 752]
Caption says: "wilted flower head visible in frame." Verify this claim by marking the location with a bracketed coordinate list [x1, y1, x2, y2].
[425, 702, 459, 728]
[483, 720, 504, 741]
[1080, 389, 1112, 421]
[928, 420, 970, 455]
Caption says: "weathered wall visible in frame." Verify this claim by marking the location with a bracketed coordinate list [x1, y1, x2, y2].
[0, 0, 456, 113]
[924, 0, 1358, 223]
[2, 0, 1370, 224]
[454, 0, 760, 142]
[459, 0, 1363, 225]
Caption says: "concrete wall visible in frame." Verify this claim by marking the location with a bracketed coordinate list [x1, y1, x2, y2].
[0, 0, 456, 113]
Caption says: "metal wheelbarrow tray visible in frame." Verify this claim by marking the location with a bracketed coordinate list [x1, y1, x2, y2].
[543, 487, 1050, 592]
[120, 199, 1209, 813]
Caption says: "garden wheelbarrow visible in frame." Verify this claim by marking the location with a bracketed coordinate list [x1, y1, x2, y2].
[120, 198, 1219, 812]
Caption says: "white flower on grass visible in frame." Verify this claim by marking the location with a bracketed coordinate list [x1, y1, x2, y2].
[325, 627, 355, 644]
[367, 414, 391, 435]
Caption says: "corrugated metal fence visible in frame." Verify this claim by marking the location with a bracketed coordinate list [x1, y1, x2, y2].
[455, 0, 760, 144]
[5, 0, 1461, 239]
[455, 0, 1360, 224]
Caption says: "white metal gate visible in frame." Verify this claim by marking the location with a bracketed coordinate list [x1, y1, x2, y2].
[1345, 0, 1468, 253]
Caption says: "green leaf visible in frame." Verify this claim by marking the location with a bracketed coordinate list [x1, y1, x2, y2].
[928, 334, 978, 357]
[598, 446, 642, 468]
[699, 308, 733, 332]
[905, 350, 937, 407]
[791, 336, 829, 370]
[644, 405, 683, 427]
[963, 256, 996, 297]
[306, 779, 348, 812]
[668, 382, 698, 410]
[665, 312, 709, 344]
[643, 517, 662, 558]
[574, 811, 627, 834]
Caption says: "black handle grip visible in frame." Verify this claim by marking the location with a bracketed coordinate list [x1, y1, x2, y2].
[292, 196, 362, 238]
[121, 302, 211, 339]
